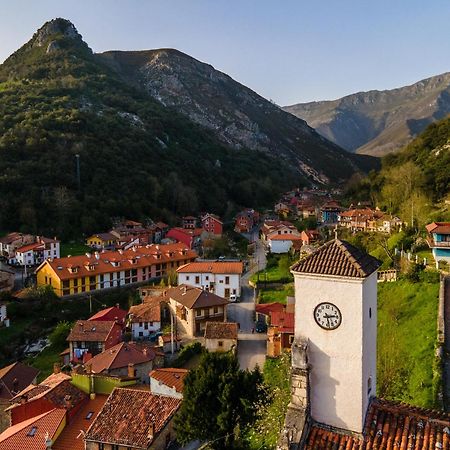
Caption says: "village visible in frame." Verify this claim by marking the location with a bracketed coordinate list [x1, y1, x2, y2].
[0, 185, 449, 449]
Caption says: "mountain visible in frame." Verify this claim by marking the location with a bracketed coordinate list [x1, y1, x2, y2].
[98, 48, 377, 184]
[284, 73, 450, 156]
[0, 19, 376, 238]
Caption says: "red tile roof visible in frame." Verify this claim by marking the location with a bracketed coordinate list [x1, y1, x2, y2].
[67, 321, 122, 344]
[291, 239, 380, 278]
[52, 395, 108, 450]
[255, 302, 286, 317]
[84, 388, 181, 447]
[129, 298, 161, 323]
[426, 222, 450, 234]
[0, 362, 39, 400]
[84, 342, 156, 373]
[88, 306, 128, 323]
[0, 408, 66, 450]
[270, 312, 294, 333]
[204, 322, 238, 340]
[165, 285, 229, 309]
[38, 242, 197, 281]
[150, 368, 188, 394]
[15, 242, 44, 254]
[269, 234, 303, 241]
[304, 397, 450, 450]
[176, 261, 243, 274]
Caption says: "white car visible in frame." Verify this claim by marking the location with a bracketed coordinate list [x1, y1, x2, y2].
[229, 294, 237, 302]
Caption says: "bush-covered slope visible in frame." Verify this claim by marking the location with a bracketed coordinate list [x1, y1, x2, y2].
[0, 19, 301, 238]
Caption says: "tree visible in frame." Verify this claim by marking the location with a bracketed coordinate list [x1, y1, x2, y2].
[175, 351, 265, 448]
[48, 321, 72, 350]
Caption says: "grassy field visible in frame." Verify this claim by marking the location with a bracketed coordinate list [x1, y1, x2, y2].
[245, 354, 290, 449]
[60, 242, 92, 257]
[259, 284, 294, 304]
[377, 279, 440, 407]
[250, 254, 294, 284]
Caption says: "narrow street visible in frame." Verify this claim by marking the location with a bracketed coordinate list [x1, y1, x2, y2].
[227, 231, 267, 371]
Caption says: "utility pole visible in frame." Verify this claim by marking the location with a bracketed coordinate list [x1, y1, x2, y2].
[170, 310, 174, 355]
[75, 154, 81, 191]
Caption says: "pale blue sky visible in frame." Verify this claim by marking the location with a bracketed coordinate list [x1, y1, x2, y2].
[1, 1, 450, 104]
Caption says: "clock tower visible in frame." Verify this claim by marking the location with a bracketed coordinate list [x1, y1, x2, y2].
[291, 239, 380, 433]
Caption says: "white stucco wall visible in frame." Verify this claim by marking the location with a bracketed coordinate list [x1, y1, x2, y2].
[268, 239, 293, 254]
[131, 321, 161, 339]
[177, 273, 241, 298]
[293, 271, 377, 433]
[150, 377, 183, 399]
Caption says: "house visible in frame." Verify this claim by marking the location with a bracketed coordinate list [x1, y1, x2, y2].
[204, 322, 238, 353]
[176, 261, 243, 299]
[164, 285, 229, 336]
[84, 387, 181, 450]
[255, 302, 285, 324]
[0, 270, 14, 293]
[279, 238, 450, 450]
[129, 297, 162, 340]
[234, 209, 260, 233]
[201, 213, 223, 237]
[35, 242, 197, 297]
[86, 232, 118, 249]
[426, 222, 450, 267]
[66, 320, 123, 362]
[7, 371, 87, 426]
[51, 394, 107, 450]
[267, 311, 294, 357]
[300, 229, 320, 246]
[296, 201, 318, 219]
[260, 220, 301, 243]
[0, 407, 66, 450]
[182, 216, 198, 229]
[158, 334, 182, 353]
[0, 303, 9, 328]
[166, 227, 203, 249]
[0, 233, 34, 260]
[150, 368, 188, 399]
[267, 235, 303, 254]
[320, 200, 341, 224]
[15, 237, 60, 266]
[88, 305, 128, 327]
[0, 362, 39, 401]
[338, 208, 384, 232]
[84, 342, 161, 384]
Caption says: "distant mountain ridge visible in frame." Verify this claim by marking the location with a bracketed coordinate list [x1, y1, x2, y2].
[284, 73, 450, 156]
[98, 48, 377, 184]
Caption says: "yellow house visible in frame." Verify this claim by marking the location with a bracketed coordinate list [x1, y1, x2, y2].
[35, 243, 198, 297]
[86, 233, 117, 249]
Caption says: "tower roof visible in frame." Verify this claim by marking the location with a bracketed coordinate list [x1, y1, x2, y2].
[291, 239, 380, 278]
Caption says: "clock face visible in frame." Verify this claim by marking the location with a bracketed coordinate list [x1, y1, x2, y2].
[314, 302, 342, 330]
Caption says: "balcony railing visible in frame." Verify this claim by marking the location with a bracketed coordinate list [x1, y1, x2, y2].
[427, 237, 450, 248]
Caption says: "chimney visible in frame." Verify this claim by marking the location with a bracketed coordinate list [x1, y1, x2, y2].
[128, 363, 135, 378]
[147, 422, 155, 441]
[53, 363, 61, 374]
[143, 348, 148, 357]
[63, 394, 72, 410]
[116, 303, 120, 309]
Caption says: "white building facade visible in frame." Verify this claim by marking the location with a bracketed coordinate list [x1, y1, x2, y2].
[176, 262, 243, 299]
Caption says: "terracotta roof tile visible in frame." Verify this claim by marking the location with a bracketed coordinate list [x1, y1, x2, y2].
[270, 312, 294, 333]
[149, 368, 188, 394]
[129, 299, 161, 323]
[304, 398, 450, 450]
[176, 261, 243, 274]
[67, 321, 122, 343]
[204, 322, 238, 340]
[52, 395, 108, 450]
[84, 388, 181, 447]
[84, 342, 156, 373]
[291, 239, 380, 278]
[0, 408, 66, 450]
[0, 362, 39, 400]
[255, 302, 286, 316]
[165, 285, 228, 309]
[88, 306, 127, 323]
[426, 222, 450, 234]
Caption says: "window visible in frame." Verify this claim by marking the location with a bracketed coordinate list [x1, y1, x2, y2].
[218, 341, 223, 347]
[289, 335, 295, 344]
[144, 323, 148, 330]
[186, 275, 190, 281]
[214, 306, 218, 314]
[369, 308, 372, 319]
[196, 309, 202, 317]
[225, 276, 230, 284]
[99, 444, 105, 450]
[112, 445, 119, 450]
[205, 276, 209, 281]
[195, 276, 200, 284]
[139, 331, 143, 337]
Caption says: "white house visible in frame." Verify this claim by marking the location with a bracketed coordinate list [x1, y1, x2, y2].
[15, 237, 60, 266]
[176, 261, 243, 299]
[129, 298, 161, 340]
[0, 303, 10, 328]
[150, 368, 188, 399]
[267, 235, 303, 254]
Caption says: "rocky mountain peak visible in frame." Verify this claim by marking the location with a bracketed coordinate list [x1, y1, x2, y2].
[33, 18, 82, 47]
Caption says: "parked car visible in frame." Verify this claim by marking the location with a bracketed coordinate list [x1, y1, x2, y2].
[255, 321, 267, 333]
[229, 294, 237, 302]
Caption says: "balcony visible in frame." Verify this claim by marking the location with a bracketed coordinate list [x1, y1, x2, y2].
[427, 237, 450, 248]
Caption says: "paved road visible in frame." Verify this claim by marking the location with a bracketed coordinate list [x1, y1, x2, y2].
[227, 234, 267, 371]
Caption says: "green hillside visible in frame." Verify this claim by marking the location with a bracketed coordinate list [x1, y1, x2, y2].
[0, 19, 299, 238]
